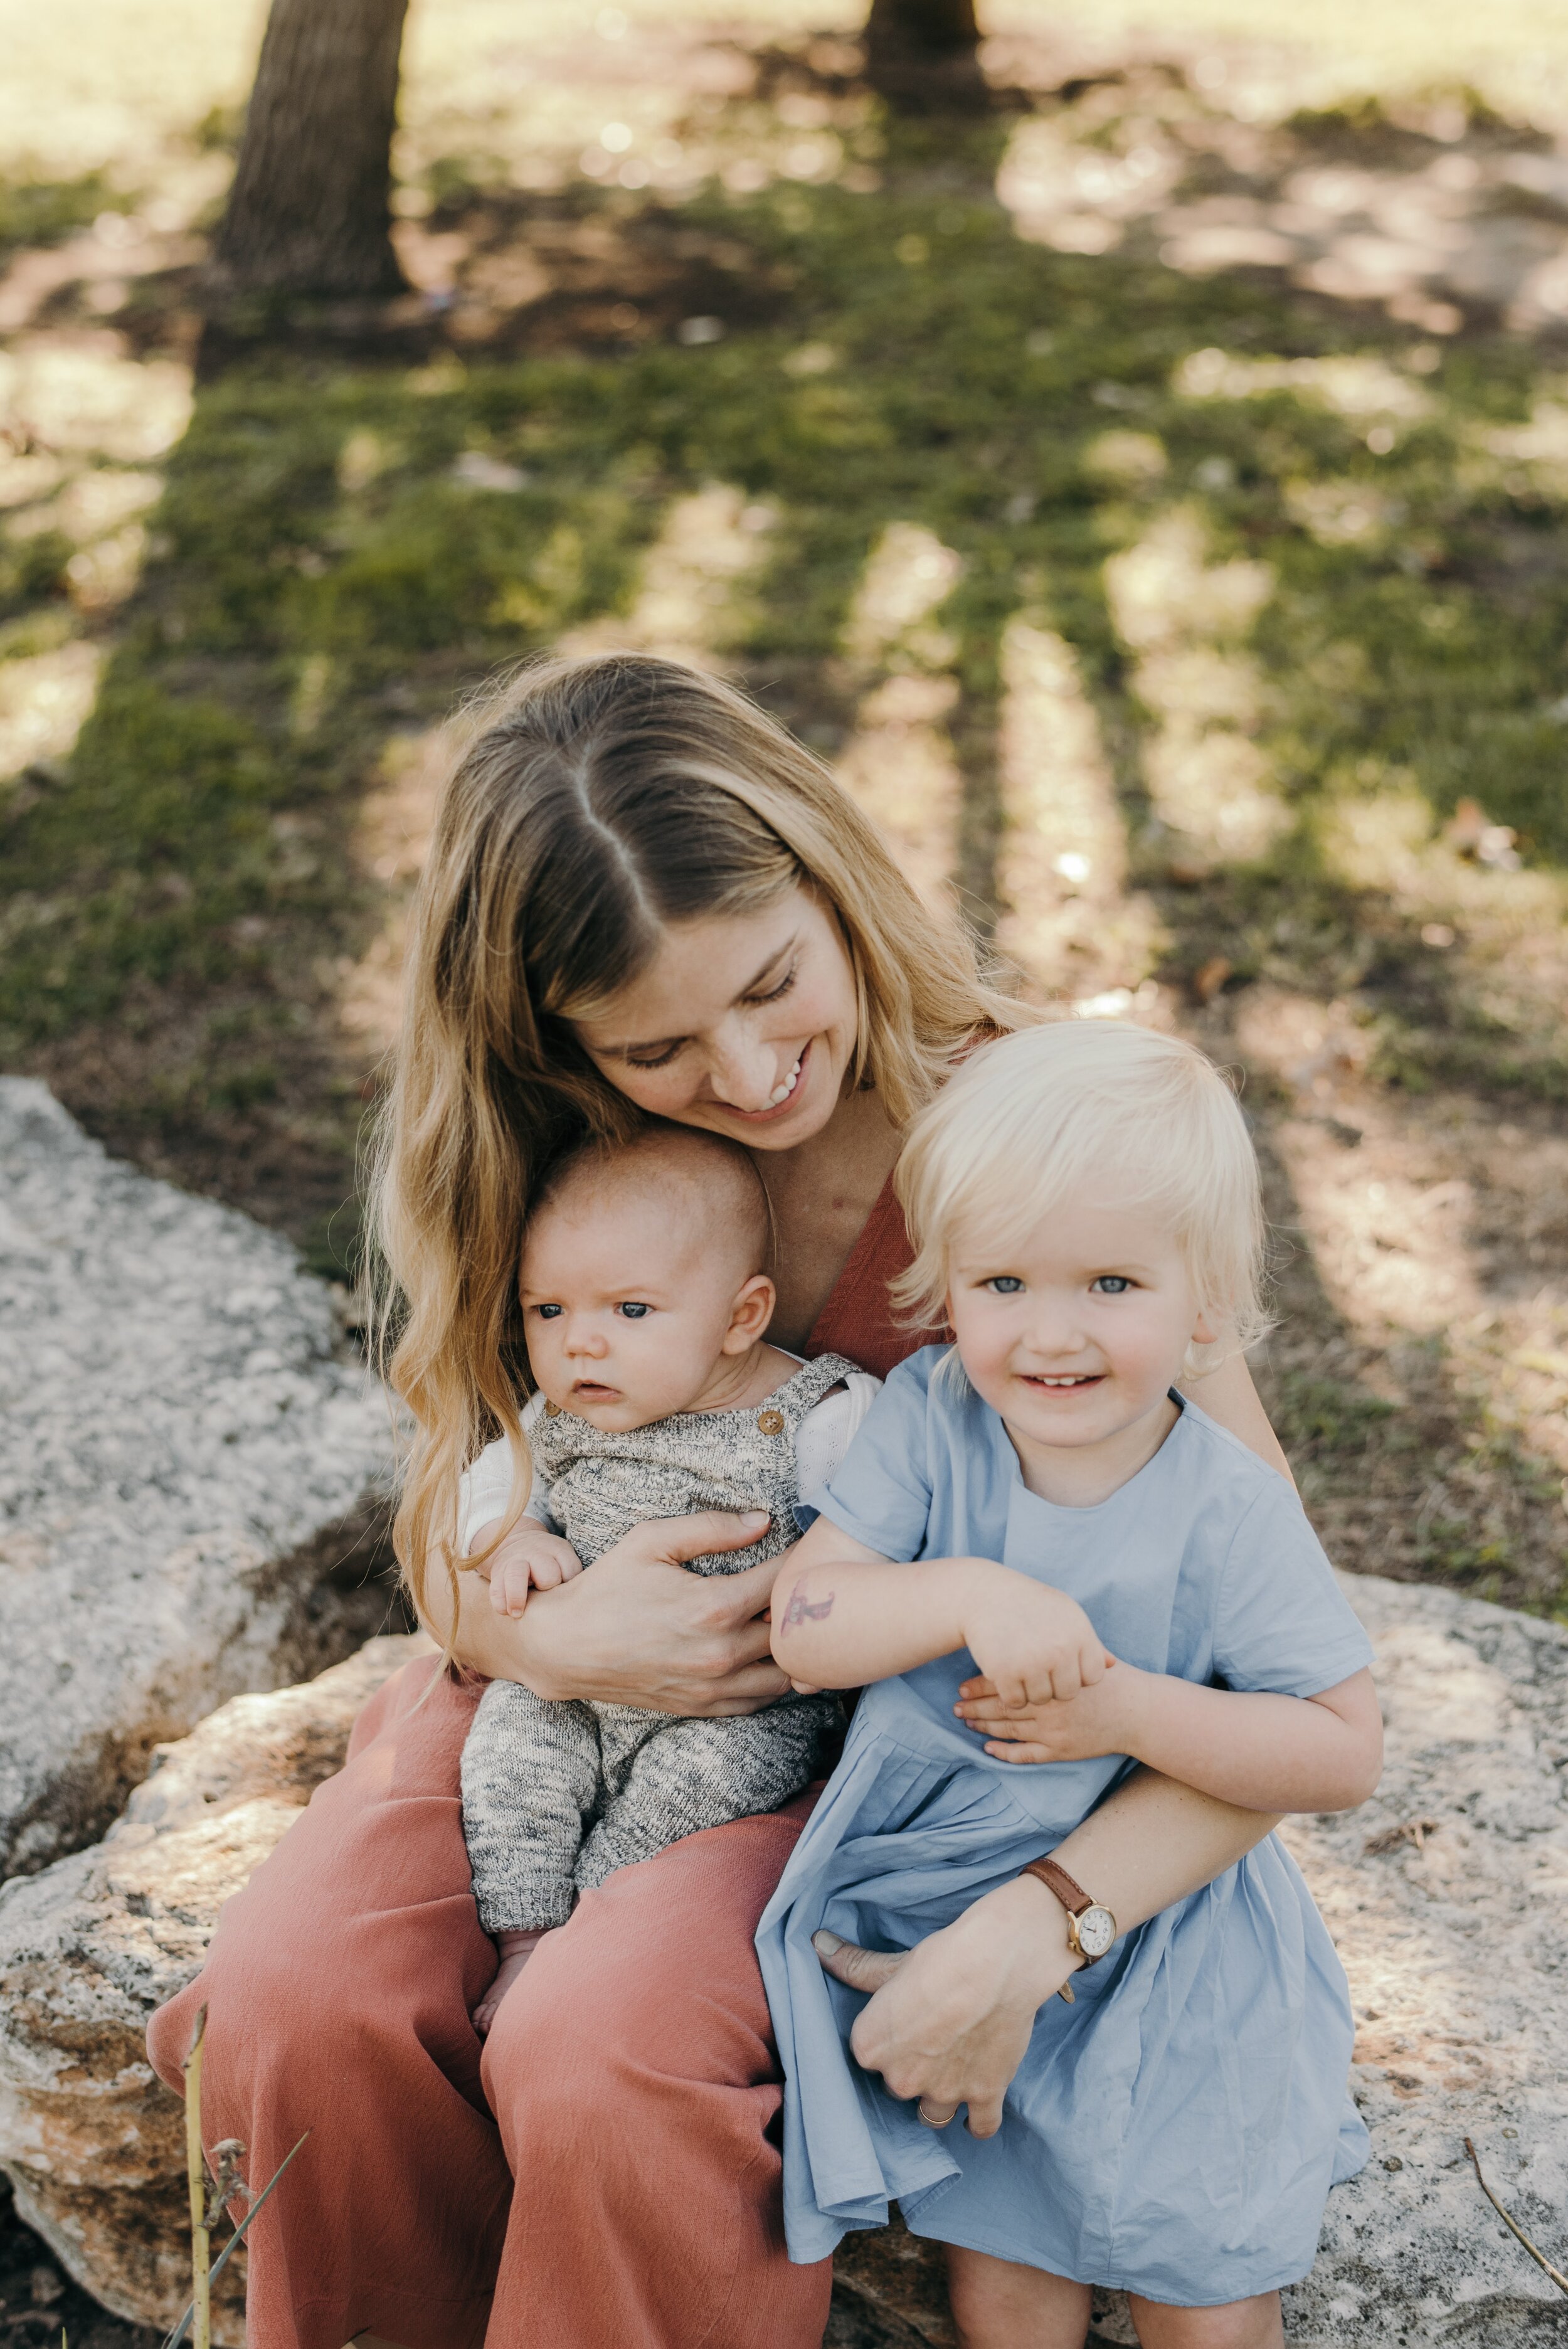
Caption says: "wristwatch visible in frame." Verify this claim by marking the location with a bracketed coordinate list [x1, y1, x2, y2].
[1020, 1855, 1117, 2005]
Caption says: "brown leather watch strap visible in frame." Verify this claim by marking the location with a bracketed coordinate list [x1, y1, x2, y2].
[1021, 1855, 1095, 1919]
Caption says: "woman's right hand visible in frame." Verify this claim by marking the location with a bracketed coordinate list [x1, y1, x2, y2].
[433, 1512, 794, 1715]
[813, 1871, 1080, 2137]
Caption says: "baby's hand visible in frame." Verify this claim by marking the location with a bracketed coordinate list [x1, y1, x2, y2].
[955, 1659, 1136, 1764]
[961, 1571, 1109, 1709]
[469, 1520, 585, 1618]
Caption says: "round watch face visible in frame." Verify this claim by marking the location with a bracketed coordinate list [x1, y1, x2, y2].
[1075, 1904, 1116, 1960]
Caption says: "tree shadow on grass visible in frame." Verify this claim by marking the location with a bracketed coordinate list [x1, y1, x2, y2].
[0, 83, 1564, 1604]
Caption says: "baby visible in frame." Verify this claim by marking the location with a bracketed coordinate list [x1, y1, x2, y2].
[458, 1123, 878, 2032]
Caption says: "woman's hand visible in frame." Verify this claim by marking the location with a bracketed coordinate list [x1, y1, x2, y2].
[813, 1873, 1078, 2138]
[432, 1512, 794, 1715]
[954, 1660, 1138, 1763]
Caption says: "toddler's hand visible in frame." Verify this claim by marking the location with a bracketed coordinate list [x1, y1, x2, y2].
[961, 1571, 1109, 1709]
[955, 1658, 1136, 1763]
[470, 1522, 584, 1618]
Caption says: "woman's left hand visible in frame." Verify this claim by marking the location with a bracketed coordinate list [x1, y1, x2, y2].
[812, 1873, 1077, 2138]
[953, 1658, 1140, 1765]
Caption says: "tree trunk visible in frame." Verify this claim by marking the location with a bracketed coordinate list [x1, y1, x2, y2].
[209, 0, 411, 299]
[865, 0, 986, 108]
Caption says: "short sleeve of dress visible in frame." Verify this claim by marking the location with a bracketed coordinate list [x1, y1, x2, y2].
[813, 1353, 938, 1562]
[1212, 1477, 1375, 1697]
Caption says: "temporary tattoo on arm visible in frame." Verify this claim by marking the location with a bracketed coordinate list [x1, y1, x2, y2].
[783, 1580, 835, 1628]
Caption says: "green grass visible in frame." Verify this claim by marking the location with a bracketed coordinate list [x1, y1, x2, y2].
[7, 130, 1568, 1056]
[0, 82, 1565, 1601]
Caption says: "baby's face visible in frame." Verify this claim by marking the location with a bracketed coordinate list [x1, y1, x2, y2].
[520, 1181, 758, 1431]
[945, 1190, 1214, 1466]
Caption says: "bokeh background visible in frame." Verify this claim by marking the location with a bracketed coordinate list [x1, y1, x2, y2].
[1, 0, 1567, 2333]
[1, 13, 1568, 2316]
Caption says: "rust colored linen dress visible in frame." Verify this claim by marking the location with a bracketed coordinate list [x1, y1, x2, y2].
[147, 1174, 935, 2349]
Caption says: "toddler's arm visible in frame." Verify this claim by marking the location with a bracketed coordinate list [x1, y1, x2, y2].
[955, 1662, 1382, 1813]
[771, 1515, 1110, 1704]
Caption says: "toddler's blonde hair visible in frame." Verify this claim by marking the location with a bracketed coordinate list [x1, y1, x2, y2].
[892, 1021, 1269, 1376]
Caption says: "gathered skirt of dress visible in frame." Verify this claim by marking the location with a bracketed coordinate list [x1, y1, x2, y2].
[757, 1682, 1368, 2308]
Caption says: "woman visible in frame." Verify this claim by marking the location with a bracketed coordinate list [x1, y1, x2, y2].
[149, 654, 1289, 2349]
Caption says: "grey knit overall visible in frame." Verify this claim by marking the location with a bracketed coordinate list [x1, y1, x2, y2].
[460, 1353, 857, 1934]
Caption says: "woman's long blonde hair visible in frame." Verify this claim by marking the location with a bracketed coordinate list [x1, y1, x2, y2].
[372, 650, 1018, 1641]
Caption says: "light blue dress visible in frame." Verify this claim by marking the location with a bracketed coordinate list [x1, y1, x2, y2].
[758, 1349, 1375, 2306]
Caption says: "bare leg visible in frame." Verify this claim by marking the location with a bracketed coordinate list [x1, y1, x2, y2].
[945, 2246, 1092, 2349]
[1126, 2293, 1284, 2348]
[472, 1927, 553, 2037]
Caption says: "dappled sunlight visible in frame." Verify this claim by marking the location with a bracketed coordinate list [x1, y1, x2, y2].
[0, 0, 1562, 1592]
[0, 337, 191, 459]
[1319, 787, 1568, 1093]
[0, 332, 192, 814]
[835, 672, 961, 909]
[339, 719, 458, 1062]
[1105, 507, 1290, 869]
[833, 524, 967, 909]
[997, 110, 1183, 258]
[997, 71, 1568, 335]
[559, 481, 776, 665]
[0, 640, 99, 784]
[993, 616, 1162, 1000]
[841, 522, 962, 672]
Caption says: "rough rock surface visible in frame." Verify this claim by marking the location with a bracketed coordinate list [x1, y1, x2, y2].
[0, 1079, 400, 1877]
[0, 1635, 428, 2341]
[1, 1579, 1565, 2345]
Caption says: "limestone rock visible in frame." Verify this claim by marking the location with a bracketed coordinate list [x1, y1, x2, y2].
[0, 1634, 428, 2341]
[3, 1574, 1567, 2346]
[0, 1078, 400, 1877]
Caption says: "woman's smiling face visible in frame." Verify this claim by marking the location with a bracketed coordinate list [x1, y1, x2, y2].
[569, 886, 859, 1150]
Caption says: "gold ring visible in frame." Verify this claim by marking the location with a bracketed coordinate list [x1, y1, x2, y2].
[916, 2101, 949, 2128]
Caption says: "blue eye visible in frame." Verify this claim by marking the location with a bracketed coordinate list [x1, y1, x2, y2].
[987, 1276, 1024, 1295]
[536, 1302, 563, 1319]
[617, 1302, 651, 1319]
[1091, 1276, 1131, 1295]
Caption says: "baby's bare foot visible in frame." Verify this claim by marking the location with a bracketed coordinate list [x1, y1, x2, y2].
[472, 1929, 551, 2036]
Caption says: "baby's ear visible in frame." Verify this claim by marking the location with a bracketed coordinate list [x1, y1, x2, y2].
[723, 1272, 776, 1351]
[1190, 1305, 1221, 1347]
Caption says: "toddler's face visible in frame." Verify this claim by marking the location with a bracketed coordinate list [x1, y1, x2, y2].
[520, 1182, 766, 1431]
[945, 1192, 1215, 1463]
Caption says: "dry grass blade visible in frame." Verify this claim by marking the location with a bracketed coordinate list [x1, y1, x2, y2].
[1465, 2138, 1568, 2297]
[183, 2007, 209, 2349]
[160, 2133, 311, 2349]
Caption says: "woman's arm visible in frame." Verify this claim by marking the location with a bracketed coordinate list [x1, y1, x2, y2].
[956, 1663, 1384, 1813]
[420, 1510, 795, 1715]
[817, 1769, 1278, 2135]
[1180, 1350, 1295, 1487]
[771, 1519, 1107, 1703]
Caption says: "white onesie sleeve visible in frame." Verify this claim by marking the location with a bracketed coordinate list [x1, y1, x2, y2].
[456, 1393, 556, 1555]
[792, 1371, 883, 1517]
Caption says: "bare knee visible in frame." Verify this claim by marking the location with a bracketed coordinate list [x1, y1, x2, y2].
[945, 2247, 1091, 2349]
[1128, 2290, 1284, 2349]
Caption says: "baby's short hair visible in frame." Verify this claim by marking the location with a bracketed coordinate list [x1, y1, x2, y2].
[893, 1020, 1269, 1370]
[534, 1121, 771, 1276]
